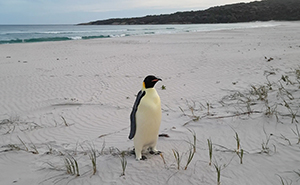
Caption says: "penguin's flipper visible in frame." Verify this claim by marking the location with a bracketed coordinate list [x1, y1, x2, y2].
[129, 90, 145, 139]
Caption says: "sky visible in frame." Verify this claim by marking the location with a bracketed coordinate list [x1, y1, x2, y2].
[0, 0, 256, 24]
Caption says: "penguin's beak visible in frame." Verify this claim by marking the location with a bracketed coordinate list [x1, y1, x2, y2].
[152, 78, 162, 82]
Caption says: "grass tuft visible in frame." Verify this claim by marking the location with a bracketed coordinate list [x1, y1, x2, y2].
[186, 128, 197, 153]
[173, 128, 198, 170]
[251, 85, 268, 101]
[172, 149, 182, 170]
[219, 67, 300, 123]
[260, 128, 275, 154]
[213, 162, 223, 185]
[64, 155, 80, 176]
[119, 150, 127, 176]
[233, 131, 244, 164]
[184, 146, 195, 170]
[17, 136, 39, 154]
[88, 144, 97, 175]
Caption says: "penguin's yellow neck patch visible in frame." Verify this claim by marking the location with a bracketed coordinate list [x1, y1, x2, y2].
[142, 82, 146, 89]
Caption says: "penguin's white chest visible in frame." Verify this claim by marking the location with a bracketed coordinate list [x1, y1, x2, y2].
[135, 89, 161, 148]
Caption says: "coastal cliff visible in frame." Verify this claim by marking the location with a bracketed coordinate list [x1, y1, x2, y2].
[79, 0, 300, 25]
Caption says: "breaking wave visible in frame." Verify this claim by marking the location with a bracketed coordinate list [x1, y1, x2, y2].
[0, 35, 112, 44]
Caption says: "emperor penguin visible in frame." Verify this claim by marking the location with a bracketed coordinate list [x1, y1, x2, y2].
[129, 75, 162, 160]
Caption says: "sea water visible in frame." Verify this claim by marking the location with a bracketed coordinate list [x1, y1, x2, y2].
[0, 22, 278, 44]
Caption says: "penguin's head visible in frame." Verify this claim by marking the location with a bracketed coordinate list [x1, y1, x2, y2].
[143, 75, 162, 89]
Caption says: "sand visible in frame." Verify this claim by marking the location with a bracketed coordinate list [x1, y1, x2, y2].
[0, 21, 300, 185]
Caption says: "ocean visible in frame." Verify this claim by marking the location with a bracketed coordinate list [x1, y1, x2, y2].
[0, 22, 279, 44]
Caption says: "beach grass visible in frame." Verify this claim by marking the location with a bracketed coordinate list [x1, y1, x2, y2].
[184, 129, 197, 170]
[260, 128, 275, 155]
[0, 116, 42, 134]
[207, 138, 213, 166]
[233, 131, 241, 153]
[186, 128, 197, 153]
[184, 146, 195, 170]
[180, 100, 213, 126]
[119, 150, 127, 176]
[160, 153, 167, 165]
[170, 128, 197, 170]
[87, 144, 97, 175]
[233, 131, 244, 164]
[61, 116, 69, 127]
[213, 162, 223, 185]
[237, 149, 244, 164]
[172, 149, 182, 170]
[64, 155, 80, 176]
[17, 136, 39, 154]
[218, 67, 300, 124]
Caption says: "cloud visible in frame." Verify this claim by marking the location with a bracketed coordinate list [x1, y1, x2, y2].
[0, 0, 255, 14]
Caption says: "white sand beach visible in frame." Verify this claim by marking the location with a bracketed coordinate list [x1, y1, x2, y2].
[0, 21, 300, 185]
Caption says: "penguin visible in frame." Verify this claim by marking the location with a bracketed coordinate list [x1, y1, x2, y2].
[129, 75, 162, 160]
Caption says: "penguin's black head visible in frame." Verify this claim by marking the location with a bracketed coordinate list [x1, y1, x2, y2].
[143, 75, 162, 89]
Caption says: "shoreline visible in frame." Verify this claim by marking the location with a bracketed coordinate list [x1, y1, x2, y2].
[0, 21, 291, 45]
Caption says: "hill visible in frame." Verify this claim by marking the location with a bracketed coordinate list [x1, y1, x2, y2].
[79, 0, 300, 25]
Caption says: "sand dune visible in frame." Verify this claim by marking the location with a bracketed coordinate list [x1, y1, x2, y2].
[0, 22, 300, 185]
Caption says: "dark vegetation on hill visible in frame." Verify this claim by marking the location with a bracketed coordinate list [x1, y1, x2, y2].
[79, 0, 300, 25]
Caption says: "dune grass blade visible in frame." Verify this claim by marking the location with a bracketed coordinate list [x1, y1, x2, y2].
[172, 149, 182, 170]
[88, 145, 97, 175]
[187, 128, 197, 153]
[238, 149, 244, 164]
[213, 163, 222, 185]
[207, 138, 213, 166]
[17, 136, 29, 151]
[61, 116, 69, 126]
[234, 132, 240, 152]
[183, 129, 197, 170]
[119, 151, 127, 176]
[160, 153, 166, 165]
[64, 157, 72, 174]
[184, 147, 195, 170]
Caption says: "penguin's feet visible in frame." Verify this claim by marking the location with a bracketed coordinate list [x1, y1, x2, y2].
[149, 150, 162, 155]
[135, 155, 147, 161]
[133, 148, 147, 161]
[141, 155, 147, 160]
